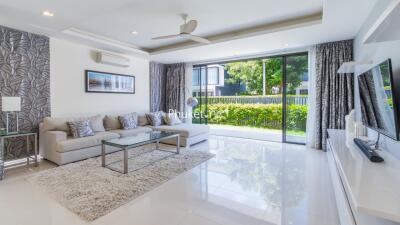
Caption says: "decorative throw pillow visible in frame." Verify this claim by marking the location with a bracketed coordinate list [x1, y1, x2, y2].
[90, 115, 105, 132]
[67, 120, 95, 138]
[163, 113, 182, 125]
[146, 111, 165, 126]
[103, 115, 122, 131]
[118, 113, 138, 130]
[138, 114, 149, 126]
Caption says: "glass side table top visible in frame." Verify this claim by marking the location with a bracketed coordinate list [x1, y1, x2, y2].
[0, 131, 37, 137]
[102, 131, 179, 148]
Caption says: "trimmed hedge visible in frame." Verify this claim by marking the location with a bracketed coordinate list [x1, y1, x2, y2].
[193, 103, 307, 131]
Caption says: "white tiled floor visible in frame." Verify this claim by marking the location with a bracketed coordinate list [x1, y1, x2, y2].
[0, 135, 339, 225]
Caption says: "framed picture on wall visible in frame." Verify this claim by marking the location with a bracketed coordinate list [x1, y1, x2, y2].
[85, 70, 135, 94]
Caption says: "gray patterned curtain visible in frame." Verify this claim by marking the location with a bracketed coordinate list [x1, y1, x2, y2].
[165, 63, 186, 114]
[315, 40, 354, 150]
[149, 62, 166, 112]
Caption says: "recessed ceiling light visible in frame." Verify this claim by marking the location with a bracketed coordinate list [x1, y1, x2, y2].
[42, 11, 54, 17]
[131, 31, 138, 35]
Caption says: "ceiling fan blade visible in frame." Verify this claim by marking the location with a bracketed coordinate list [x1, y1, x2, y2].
[187, 35, 211, 44]
[152, 34, 180, 40]
[181, 20, 198, 34]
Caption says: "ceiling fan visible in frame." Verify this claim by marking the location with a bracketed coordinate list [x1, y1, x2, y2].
[152, 14, 211, 44]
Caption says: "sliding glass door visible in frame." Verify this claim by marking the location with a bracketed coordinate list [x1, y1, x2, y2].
[192, 66, 208, 124]
[192, 53, 308, 144]
[283, 54, 308, 144]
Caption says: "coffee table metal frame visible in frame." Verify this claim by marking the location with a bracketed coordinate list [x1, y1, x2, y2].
[101, 133, 180, 174]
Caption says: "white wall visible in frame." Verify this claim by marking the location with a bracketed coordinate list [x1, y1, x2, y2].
[354, 0, 400, 158]
[50, 38, 150, 117]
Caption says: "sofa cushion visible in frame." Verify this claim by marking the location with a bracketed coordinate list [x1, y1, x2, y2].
[42, 115, 105, 133]
[42, 117, 71, 133]
[149, 124, 209, 138]
[146, 111, 165, 126]
[56, 132, 119, 153]
[163, 113, 182, 125]
[109, 126, 153, 137]
[138, 114, 149, 126]
[118, 113, 138, 130]
[67, 120, 95, 138]
[90, 115, 105, 132]
[104, 115, 122, 131]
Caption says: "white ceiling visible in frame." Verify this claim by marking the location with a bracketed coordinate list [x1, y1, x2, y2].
[150, 0, 379, 63]
[76, 0, 323, 49]
[0, 0, 378, 63]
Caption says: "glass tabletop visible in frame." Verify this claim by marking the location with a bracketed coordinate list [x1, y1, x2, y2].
[102, 131, 179, 148]
[0, 130, 36, 137]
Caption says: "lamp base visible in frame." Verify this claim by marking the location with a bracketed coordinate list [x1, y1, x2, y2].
[5, 112, 19, 134]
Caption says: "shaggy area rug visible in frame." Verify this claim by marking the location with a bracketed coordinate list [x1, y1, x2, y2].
[27, 144, 214, 221]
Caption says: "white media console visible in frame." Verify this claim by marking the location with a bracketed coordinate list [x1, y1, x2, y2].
[327, 129, 400, 225]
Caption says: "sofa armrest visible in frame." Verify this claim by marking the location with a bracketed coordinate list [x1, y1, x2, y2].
[40, 130, 68, 158]
[46, 131, 68, 141]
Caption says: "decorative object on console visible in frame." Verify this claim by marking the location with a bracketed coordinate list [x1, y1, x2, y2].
[1, 97, 21, 134]
[345, 109, 356, 140]
[85, 70, 135, 94]
[354, 121, 367, 138]
[118, 113, 138, 130]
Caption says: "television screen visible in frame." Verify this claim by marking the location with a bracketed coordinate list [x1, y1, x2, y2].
[357, 59, 399, 140]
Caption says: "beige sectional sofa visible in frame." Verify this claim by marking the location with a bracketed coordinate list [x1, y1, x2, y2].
[39, 114, 209, 165]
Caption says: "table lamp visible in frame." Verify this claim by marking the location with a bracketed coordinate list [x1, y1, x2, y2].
[1, 97, 21, 134]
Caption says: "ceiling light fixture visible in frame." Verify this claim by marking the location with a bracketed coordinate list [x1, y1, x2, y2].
[42, 11, 54, 17]
[131, 31, 138, 35]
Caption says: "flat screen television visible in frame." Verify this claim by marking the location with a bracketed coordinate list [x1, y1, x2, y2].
[357, 59, 400, 140]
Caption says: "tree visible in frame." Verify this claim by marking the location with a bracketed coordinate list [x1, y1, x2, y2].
[224, 55, 308, 95]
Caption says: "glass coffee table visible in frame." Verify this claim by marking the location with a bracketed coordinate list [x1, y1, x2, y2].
[101, 131, 180, 174]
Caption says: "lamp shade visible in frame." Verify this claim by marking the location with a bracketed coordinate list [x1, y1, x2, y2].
[1, 97, 21, 112]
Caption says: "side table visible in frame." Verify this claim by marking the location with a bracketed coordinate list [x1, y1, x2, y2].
[0, 132, 38, 180]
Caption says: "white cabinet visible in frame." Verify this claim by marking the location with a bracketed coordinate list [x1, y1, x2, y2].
[327, 129, 400, 225]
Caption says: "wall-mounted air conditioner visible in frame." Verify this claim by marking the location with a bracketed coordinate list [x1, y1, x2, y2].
[94, 51, 130, 67]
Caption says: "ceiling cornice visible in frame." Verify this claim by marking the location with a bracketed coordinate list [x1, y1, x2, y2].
[148, 11, 323, 55]
[62, 28, 149, 56]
